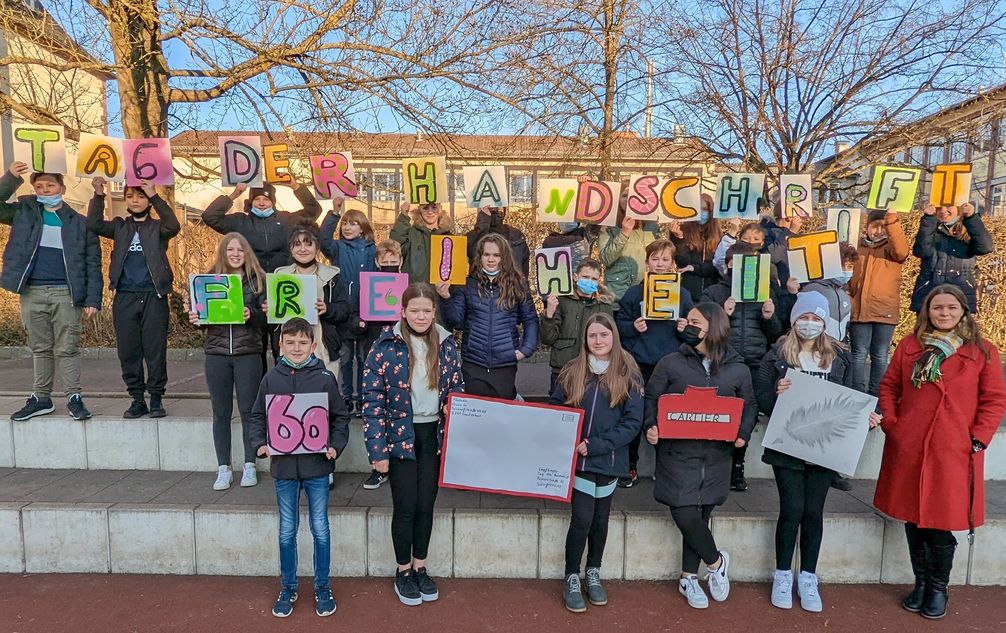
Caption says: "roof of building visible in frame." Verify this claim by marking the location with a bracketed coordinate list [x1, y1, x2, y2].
[0, 0, 114, 81]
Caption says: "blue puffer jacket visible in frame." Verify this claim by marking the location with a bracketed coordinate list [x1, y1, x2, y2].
[910, 214, 994, 313]
[361, 323, 464, 462]
[615, 282, 694, 367]
[441, 276, 539, 368]
[319, 212, 377, 338]
[549, 373, 644, 478]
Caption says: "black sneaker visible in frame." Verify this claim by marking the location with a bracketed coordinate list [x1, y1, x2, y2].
[11, 394, 55, 421]
[415, 566, 439, 602]
[66, 394, 92, 421]
[831, 475, 853, 491]
[363, 470, 389, 490]
[730, 464, 748, 492]
[343, 397, 355, 417]
[148, 395, 166, 418]
[617, 469, 638, 489]
[394, 568, 422, 606]
[123, 398, 148, 419]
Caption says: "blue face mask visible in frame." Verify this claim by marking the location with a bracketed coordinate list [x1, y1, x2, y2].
[482, 267, 500, 277]
[558, 222, 579, 233]
[942, 217, 960, 228]
[838, 270, 853, 285]
[36, 194, 63, 207]
[251, 206, 274, 218]
[576, 278, 599, 295]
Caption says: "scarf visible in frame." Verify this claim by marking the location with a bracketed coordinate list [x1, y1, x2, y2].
[911, 330, 964, 387]
[280, 354, 316, 370]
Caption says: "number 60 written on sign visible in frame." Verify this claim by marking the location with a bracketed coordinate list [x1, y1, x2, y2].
[266, 393, 330, 455]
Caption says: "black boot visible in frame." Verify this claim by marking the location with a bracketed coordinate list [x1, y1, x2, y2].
[921, 540, 956, 620]
[730, 446, 748, 491]
[902, 524, 927, 612]
[148, 394, 166, 418]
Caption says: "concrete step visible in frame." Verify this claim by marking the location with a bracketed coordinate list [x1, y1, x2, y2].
[3, 395, 1005, 481]
[1, 468, 1004, 584]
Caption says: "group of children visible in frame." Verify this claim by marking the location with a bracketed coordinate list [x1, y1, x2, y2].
[1, 163, 1001, 622]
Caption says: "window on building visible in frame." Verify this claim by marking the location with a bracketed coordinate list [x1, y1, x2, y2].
[371, 171, 402, 202]
[926, 144, 944, 166]
[949, 141, 967, 163]
[448, 172, 467, 202]
[509, 173, 534, 204]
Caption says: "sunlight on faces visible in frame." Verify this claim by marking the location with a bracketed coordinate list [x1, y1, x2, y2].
[480, 240, 502, 273]
[280, 331, 316, 364]
[225, 238, 246, 270]
[419, 203, 441, 227]
[377, 251, 401, 268]
[866, 220, 887, 242]
[252, 194, 272, 210]
[574, 265, 601, 296]
[936, 206, 960, 224]
[646, 247, 675, 274]
[404, 296, 435, 334]
[124, 188, 150, 213]
[585, 321, 613, 359]
[341, 219, 362, 240]
[291, 235, 318, 266]
[928, 293, 965, 332]
[31, 175, 64, 197]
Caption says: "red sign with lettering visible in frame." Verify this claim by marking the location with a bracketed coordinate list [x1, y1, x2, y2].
[657, 387, 743, 441]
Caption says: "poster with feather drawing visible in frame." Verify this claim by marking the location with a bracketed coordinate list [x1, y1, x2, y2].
[762, 370, 877, 476]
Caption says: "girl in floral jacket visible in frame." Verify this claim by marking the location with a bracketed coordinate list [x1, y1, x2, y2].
[361, 282, 464, 607]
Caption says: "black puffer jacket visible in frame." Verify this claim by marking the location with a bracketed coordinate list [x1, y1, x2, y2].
[644, 345, 758, 507]
[910, 214, 993, 313]
[201, 275, 266, 356]
[701, 280, 783, 370]
[249, 357, 350, 480]
[755, 339, 854, 471]
[671, 235, 720, 299]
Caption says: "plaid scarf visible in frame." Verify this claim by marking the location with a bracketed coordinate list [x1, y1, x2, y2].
[911, 330, 964, 388]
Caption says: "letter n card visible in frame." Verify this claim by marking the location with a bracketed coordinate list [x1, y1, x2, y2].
[657, 387, 743, 441]
[430, 235, 468, 285]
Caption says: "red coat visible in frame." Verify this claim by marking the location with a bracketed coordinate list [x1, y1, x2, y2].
[874, 335, 1006, 531]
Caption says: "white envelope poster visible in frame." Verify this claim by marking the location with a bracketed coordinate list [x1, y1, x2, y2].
[762, 370, 877, 476]
[439, 394, 584, 502]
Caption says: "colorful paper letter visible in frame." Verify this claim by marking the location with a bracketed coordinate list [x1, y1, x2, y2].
[310, 152, 359, 199]
[643, 273, 681, 320]
[263, 143, 292, 185]
[266, 393, 329, 455]
[189, 274, 245, 325]
[462, 166, 508, 208]
[430, 235, 468, 285]
[826, 208, 863, 245]
[75, 133, 125, 182]
[124, 138, 174, 186]
[715, 173, 764, 219]
[403, 156, 448, 204]
[929, 164, 972, 207]
[12, 124, 66, 174]
[573, 180, 620, 227]
[731, 253, 771, 303]
[219, 135, 263, 187]
[625, 175, 662, 221]
[359, 272, 409, 321]
[659, 176, 702, 223]
[866, 165, 921, 213]
[787, 230, 842, 283]
[266, 273, 318, 324]
[657, 387, 744, 441]
[534, 247, 573, 295]
[779, 174, 813, 218]
[536, 179, 578, 222]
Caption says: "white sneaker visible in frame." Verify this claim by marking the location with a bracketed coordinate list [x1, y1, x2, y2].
[240, 463, 257, 487]
[771, 570, 793, 609]
[678, 575, 709, 609]
[798, 571, 823, 613]
[213, 466, 232, 491]
[706, 550, 730, 602]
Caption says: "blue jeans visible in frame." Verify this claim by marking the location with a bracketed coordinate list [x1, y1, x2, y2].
[339, 338, 368, 402]
[275, 476, 331, 591]
[849, 322, 896, 396]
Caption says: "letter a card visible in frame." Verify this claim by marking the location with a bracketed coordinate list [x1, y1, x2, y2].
[430, 235, 468, 285]
[189, 274, 245, 325]
[266, 273, 318, 325]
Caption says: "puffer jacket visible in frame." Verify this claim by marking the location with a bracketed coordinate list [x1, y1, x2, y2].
[701, 280, 783, 369]
[849, 216, 910, 325]
[755, 339, 854, 471]
[361, 323, 465, 462]
[441, 276, 539, 368]
[800, 278, 852, 343]
[643, 345, 758, 507]
[598, 223, 661, 300]
[539, 292, 616, 371]
[910, 214, 993, 313]
[271, 262, 349, 366]
[615, 282, 694, 367]
[201, 186, 322, 273]
[201, 274, 266, 356]
[319, 211, 377, 339]
[388, 210, 455, 283]
[549, 374, 644, 478]
[0, 172, 102, 308]
[248, 357, 350, 480]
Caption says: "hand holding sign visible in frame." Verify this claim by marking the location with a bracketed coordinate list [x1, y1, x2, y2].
[266, 393, 329, 455]
[657, 387, 744, 441]
[266, 273, 319, 324]
[189, 274, 245, 325]
[430, 235, 468, 285]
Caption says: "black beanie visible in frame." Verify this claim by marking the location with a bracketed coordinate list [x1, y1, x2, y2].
[248, 183, 276, 202]
[867, 209, 887, 223]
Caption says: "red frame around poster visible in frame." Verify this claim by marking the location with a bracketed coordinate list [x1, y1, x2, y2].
[656, 387, 743, 442]
[437, 392, 585, 503]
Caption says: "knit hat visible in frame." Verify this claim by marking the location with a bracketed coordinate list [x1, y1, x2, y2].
[248, 183, 276, 202]
[790, 291, 830, 325]
[867, 209, 887, 224]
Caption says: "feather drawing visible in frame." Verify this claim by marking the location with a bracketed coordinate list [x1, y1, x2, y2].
[770, 393, 872, 452]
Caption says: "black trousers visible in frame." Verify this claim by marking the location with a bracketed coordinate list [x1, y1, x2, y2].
[905, 522, 957, 548]
[773, 464, 833, 573]
[670, 504, 719, 574]
[627, 363, 656, 468]
[389, 421, 440, 566]
[206, 353, 262, 466]
[112, 291, 169, 398]
[564, 472, 617, 575]
[461, 361, 517, 400]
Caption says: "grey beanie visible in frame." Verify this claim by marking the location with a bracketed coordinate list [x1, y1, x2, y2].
[790, 291, 830, 326]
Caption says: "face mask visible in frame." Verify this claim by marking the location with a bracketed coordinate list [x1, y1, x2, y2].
[576, 278, 599, 295]
[941, 217, 960, 228]
[482, 267, 500, 277]
[795, 320, 825, 340]
[558, 222, 579, 233]
[588, 354, 609, 375]
[280, 353, 315, 369]
[378, 264, 400, 273]
[838, 270, 853, 285]
[679, 324, 704, 348]
[863, 235, 887, 247]
[36, 194, 62, 207]
[127, 206, 150, 219]
[251, 206, 274, 218]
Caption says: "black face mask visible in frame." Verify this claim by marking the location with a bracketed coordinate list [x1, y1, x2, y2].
[679, 324, 705, 348]
[378, 265, 400, 273]
[127, 205, 150, 219]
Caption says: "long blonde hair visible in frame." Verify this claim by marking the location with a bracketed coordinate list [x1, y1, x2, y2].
[400, 283, 441, 391]
[209, 232, 265, 294]
[557, 313, 641, 407]
[778, 324, 838, 369]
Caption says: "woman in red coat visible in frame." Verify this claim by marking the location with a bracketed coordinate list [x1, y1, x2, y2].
[874, 284, 1006, 620]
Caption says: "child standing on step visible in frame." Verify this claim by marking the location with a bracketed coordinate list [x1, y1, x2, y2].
[249, 318, 350, 618]
[550, 313, 642, 613]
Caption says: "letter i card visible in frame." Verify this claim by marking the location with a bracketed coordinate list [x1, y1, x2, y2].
[430, 235, 468, 285]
